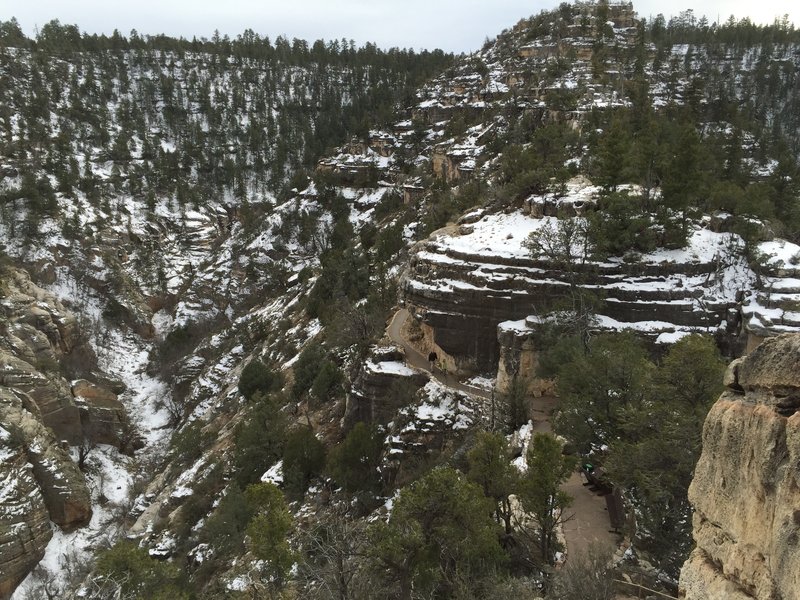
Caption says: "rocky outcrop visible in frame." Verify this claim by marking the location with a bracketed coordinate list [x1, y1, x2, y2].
[344, 346, 429, 427]
[0, 387, 92, 597]
[0, 437, 53, 600]
[385, 380, 483, 487]
[0, 268, 82, 354]
[0, 269, 106, 595]
[741, 239, 800, 349]
[1, 269, 87, 443]
[679, 334, 800, 599]
[495, 319, 554, 397]
[0, 388, 92, 531]
[71, 379, 134, 450]
[403, 210, 745, 371]
[0, 351, 82, 444]
[0, 267, 131, 448]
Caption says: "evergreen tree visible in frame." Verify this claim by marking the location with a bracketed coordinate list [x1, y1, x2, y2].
[605, 335, 724, 574]
[238, 359, 280, 401]
[594, 116, 631, 192]
[467, 431, 519, 535]
[368, 467, 505, 599]
[660, 122, 704, 246]
[327, 422, 383, 494]
[201, 483, 252, 556]
[500, 377, 530, 433]
[555, 333, 653, 454]
[96, 541, 189, 599]
[519, 433, 576, 565]
[244, 483, 296, 588]
[283, 426, 326, 497]
[233, 393, 287, 486]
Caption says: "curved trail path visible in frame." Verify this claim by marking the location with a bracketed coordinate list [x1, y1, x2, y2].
[388, 308, 491, 398]
[387, 308, 618, 561]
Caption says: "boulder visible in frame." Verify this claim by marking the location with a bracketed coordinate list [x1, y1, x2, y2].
[736, 334, 800, 399]
[385, 381, 480, 487]
[722, 356, 745, 392]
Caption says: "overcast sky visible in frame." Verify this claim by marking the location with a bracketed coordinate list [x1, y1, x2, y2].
[3, 0, 798, 53]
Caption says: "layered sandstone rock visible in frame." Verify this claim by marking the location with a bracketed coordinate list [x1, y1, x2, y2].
[0, 268, 81, 354]
[0, 351, 82, 444]
[0, 267, 131, 447]
[1, 268, 88, 443]
[0, 438, 53, 600]
[0, 387, 92, 597]
[496, 319, 555, 397]
[71, 379, 132, 450]
[0, 269, 108, 595]
[402, 209, 745, 371]
[0, 388, 92, 531]
[345, 346, 429, 427]
[679, 334, 800, 599]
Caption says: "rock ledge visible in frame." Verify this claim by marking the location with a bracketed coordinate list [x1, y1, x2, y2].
[679, 334, 800, 599]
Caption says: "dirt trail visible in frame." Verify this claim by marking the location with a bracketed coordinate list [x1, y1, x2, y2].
[387, 308, 490, 399]
[531, 397, 619, 559]
[387, 308, 619, 561]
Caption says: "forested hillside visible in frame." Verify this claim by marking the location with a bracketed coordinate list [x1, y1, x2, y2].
[0, 18, 449, 235]
[0, 3, 799, 599]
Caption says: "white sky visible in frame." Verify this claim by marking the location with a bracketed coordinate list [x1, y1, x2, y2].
[3, 0, 798, 53]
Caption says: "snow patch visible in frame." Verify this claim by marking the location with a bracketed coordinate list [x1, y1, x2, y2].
[261, 460, 284, 486]
[366, 360, 419, 377]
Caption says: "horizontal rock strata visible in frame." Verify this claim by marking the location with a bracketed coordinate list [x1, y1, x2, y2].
[403, 214, 744, 370]
[0, 387, 92, 597]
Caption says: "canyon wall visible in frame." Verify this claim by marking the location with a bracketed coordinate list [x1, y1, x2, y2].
[679, 334, 800, 599]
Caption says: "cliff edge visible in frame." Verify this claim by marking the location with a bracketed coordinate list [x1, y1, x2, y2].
[679, 334, 800, 599]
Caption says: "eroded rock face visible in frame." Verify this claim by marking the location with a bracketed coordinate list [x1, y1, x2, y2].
[402, 214, 742, 371]
[679, 334, 800, 599]
[0, 440, 53, 600]
[496, 319, 554, 397]
[0, 267, 131, 448]
[72, 379, 135, 451]
[0, 268, 81, 354]
[1, 268, 86, 443]
[0, 387, 92, 597]
[0, 388, 92, 531]
[345, 346, 429, 427]
[0, 351, 82, 444]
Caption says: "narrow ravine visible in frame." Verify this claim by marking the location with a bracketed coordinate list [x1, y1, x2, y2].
[12, 277, 171, 599]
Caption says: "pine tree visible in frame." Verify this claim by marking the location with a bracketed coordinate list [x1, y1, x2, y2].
[283, 426, 326, 498]
[519, 433, 576, 565]
[660, 122, 704, 246]
[244, 483, 295, 588]
[368, 467, 505, 599]
[467, 431, 520, 535]
[327, 422, 383, 494]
